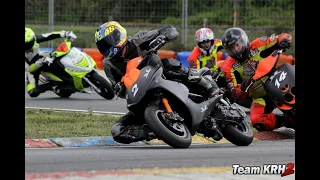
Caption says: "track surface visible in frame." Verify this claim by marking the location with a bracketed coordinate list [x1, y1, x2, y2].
[25, 91, 283, 114]
[25, 140, 294, 173]
[25, 91, 293, 179]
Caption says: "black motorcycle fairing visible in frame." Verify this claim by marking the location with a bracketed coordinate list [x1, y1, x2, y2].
[187, 95, 223, 134]
[126, 63, 224, 134]
[264, 62, 295, 106]
[126, 65, 189, 107]
[150, 68, 224, 134]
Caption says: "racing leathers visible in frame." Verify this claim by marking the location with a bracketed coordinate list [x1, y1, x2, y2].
[221, 33, 292, 131]
[187, 39, 224, 73]
[25, 30, 76, 97]
[105, 25, 220, 144]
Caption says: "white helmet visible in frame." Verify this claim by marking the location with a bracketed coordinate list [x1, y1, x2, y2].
[195, 28, 215, 55]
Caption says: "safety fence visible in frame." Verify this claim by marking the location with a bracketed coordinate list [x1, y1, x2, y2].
[26, 0, 295, 54]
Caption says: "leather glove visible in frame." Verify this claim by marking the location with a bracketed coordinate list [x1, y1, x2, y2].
[60, 30, 77, 41]
[278, 33, 292, 51]
[35, 56, 54, 67]
[278, 37, 291, 50]
[149, 35, 166, 50]
[114, 82, 126, 99]
[231, 84, 247, 102]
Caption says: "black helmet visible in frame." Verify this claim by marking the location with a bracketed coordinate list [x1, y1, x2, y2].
[222, 27, 250, 62]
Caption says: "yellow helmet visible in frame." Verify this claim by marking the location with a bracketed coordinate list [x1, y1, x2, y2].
[94, 21, 128, 60]
[25, 28, 36, 51]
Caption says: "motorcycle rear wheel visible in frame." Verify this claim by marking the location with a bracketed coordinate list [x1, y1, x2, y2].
[144, 104, 192, 148]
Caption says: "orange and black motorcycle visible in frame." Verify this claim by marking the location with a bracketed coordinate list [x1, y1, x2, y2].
[119, 42, 254, 149]
[244, 49, 295, 129]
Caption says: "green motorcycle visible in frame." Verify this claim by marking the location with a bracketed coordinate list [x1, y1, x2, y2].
[39, 39, 114, 99]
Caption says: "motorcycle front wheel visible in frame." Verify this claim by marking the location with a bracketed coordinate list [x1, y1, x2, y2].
[221, 119, 254, 146]
[144, 104, 192, 148]
[87, 71, 115, 100]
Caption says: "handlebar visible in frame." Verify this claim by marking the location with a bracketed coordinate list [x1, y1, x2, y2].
[141, 40, 166, 58]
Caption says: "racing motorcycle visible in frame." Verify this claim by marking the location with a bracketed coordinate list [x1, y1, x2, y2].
[37, 38, 114, 99]
[120, 42, 254, 148]
[244, 49, 295, 129]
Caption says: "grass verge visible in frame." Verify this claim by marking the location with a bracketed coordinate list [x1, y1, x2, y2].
[25, 108, 256, 140]
[25, 109, 120, 139]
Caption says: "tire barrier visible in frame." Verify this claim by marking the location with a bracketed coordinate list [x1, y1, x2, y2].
[39, 48, 295, 70]
[81, 48, 104, 70]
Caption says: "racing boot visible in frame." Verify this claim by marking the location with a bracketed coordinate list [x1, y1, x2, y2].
[27, 83, 52, 97]
[112, 124, 156, 144]
[26, 75, 52, 98]
[274, 114, 285, 129]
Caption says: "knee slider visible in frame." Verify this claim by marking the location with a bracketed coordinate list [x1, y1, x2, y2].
[111, 123, 123, 138]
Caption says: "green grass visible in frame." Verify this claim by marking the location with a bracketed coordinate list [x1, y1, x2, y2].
[25, 109, 120, 139]
[25, 108, 257, 141]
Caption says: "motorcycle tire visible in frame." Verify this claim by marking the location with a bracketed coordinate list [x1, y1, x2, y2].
[54, 91, 72, 98]
[221, 120, 254, 146]
[144, 104, 192, 148]
[88, 71, 115, 100]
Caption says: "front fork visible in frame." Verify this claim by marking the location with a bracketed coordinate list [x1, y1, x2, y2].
[83, 76, 101, 93]
[161, 98, 184, 123]
[162, 98, 175, 118]
[83, 70, 102, 93]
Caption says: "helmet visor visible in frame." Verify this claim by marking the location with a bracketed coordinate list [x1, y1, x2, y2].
[96, 30, 120, 52]
[102, 44, 122, 60]
[96, 29, 127, 60]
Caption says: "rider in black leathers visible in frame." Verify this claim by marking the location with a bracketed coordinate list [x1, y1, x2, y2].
[95, 21, 219, 143]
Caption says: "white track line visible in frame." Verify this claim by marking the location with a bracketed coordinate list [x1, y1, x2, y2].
[25, 106, 126, 115]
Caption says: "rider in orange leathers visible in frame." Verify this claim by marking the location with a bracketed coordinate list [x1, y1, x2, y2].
[187, 28, 224, 75]
[220, 27, 292, 131]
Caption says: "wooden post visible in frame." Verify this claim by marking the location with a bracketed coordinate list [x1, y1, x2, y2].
[233, 10, 237, 27]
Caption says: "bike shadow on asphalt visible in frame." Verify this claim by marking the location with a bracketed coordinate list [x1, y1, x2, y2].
[26, 97, 110, 101]
[109, 143, 252, 149]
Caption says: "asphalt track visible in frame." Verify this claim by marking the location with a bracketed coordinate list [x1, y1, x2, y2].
[25, 90, 292, 178]
[25, 91, 128, 113]
[25, 90, 284, 114]
[25, 139, 294, 173]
